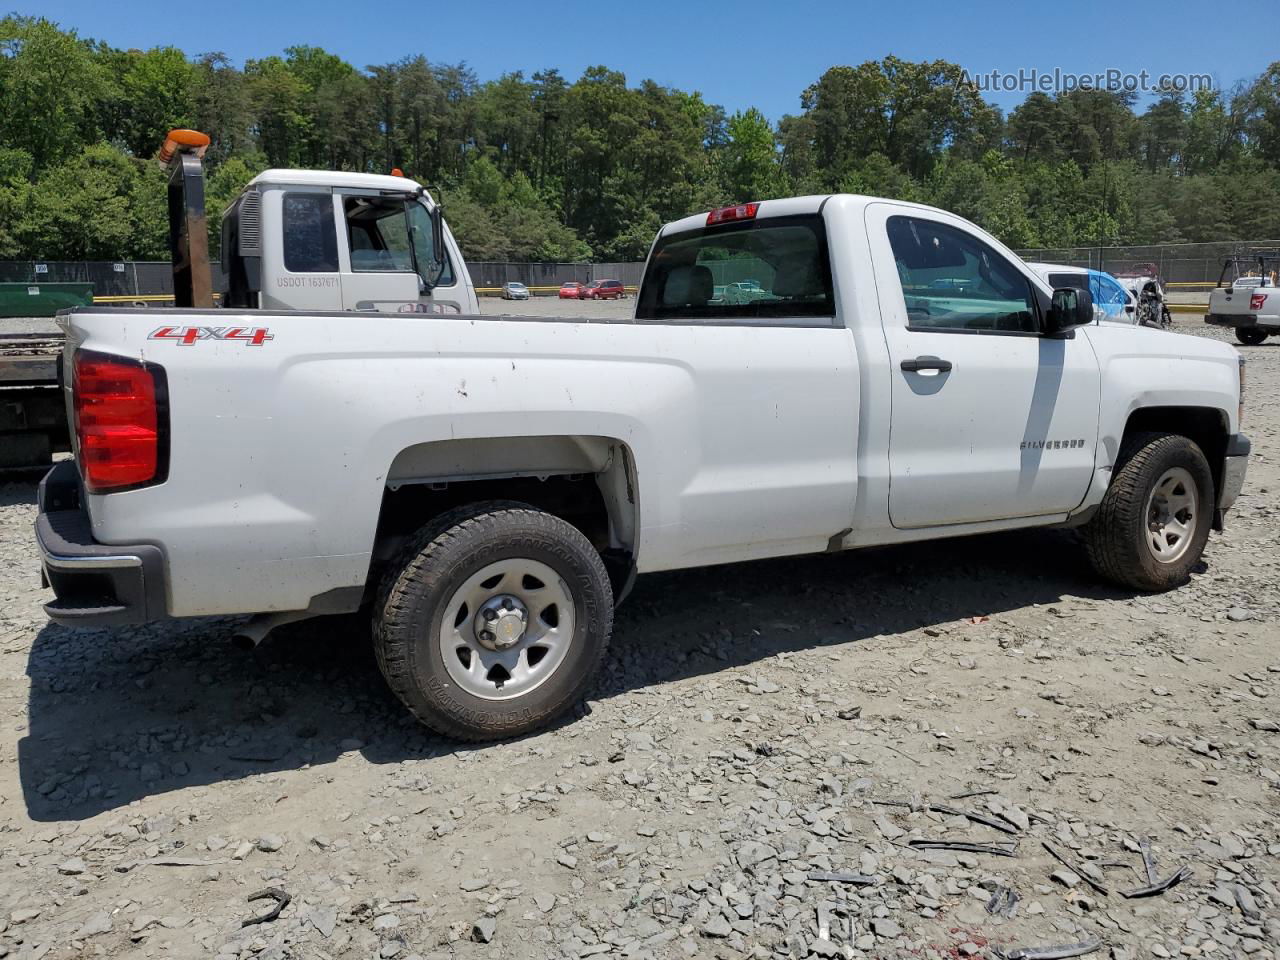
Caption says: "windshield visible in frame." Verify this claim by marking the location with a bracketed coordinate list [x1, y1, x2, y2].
[636, 214, 833, 320]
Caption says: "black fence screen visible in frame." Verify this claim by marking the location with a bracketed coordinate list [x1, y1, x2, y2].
[0, 260, 645, 297]
[12, 243, 1276, 300]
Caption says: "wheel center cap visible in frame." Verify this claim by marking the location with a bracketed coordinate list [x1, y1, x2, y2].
[475, 595, 528, 650]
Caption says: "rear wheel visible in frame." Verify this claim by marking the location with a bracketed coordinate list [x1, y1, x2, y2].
[374, 502, 613, 741]
[1237, 327, 1267, 346]
[1084, 433, 1213, 591]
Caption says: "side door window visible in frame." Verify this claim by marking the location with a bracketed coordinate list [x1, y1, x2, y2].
[341, 197, 456, 290]
[887, 216, 1037, 333]
[344, 197, 414, 273]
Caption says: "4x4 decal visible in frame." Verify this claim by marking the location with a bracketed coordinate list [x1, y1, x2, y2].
[149, 326, 274, 346]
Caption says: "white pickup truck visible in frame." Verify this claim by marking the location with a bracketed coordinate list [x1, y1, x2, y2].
[37, 195, 1250, 741]
[1205, 253, 1280, 345]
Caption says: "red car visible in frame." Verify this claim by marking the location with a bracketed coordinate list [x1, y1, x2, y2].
[582, 279, 626, 300]
[559, 282, 585, 299]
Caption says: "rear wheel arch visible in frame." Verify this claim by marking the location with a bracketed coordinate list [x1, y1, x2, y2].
[370, 435, 640, 602]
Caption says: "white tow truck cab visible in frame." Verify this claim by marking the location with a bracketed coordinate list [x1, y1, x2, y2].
[221, 169, 478, 316]
[150, 128, 477, 317]
[38, 190, 1250, 743]
[1205, 253, 1280, 345]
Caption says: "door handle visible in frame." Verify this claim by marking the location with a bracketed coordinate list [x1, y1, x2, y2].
[900, 356, 952, 373]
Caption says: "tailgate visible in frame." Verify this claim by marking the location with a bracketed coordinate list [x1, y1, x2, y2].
[1209, 288, 1252, 314]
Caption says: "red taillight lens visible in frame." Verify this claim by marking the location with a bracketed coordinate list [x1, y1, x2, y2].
[1250, 293, 1266, 311]
[73, 350, 167, 493]
[706, 202, 759, 226]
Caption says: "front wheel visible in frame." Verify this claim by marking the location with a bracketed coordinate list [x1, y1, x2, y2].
[374, 502, 613, 741]
[1084, 433, 1213, 591]
[1237, 327, 1268, 346]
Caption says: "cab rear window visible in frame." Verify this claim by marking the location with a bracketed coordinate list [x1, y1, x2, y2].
[636, 214, 834, 322]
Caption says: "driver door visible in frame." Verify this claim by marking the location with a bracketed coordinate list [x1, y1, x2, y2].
[865, 203, 1100, 529]
[337, 192, 421, 312]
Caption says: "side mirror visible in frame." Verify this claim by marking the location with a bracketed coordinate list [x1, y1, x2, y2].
[1047, 287, 1094, 336]
[430, 204, 446, 268]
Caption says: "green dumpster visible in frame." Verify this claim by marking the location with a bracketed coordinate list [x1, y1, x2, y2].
[0, 282, 94, 318]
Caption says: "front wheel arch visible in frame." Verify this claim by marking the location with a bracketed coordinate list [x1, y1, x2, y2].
[1119, 406, 1229, 507]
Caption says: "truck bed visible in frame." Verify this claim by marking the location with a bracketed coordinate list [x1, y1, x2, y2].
[0, 324, 67, 468]
[0, 329, 63, 385]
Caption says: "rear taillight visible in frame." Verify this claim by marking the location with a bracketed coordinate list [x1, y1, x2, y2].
[707, 202, 759, 226]
[73, 350, 168, 493]
[1250, 293, 1266, 311]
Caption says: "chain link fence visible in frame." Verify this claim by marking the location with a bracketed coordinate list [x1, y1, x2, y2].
[7, 243, 1280, 301]
[0, 261, 189, 299]
[466, 261, 644, 290]
[0, 260, 647, 298]
[1014, 241, 1280, 287]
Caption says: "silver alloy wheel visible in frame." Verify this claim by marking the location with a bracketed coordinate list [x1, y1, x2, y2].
[438, 558, 574, 701]
[1144, 466, 1198, 563]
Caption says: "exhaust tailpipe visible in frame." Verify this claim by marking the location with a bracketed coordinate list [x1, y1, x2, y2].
[230, 611, 311, 650]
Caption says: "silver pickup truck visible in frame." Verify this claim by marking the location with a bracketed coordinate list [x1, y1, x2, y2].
[1205, 253, 1280, 345]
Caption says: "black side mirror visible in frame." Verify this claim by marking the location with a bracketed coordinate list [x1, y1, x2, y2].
[430, 203, 446, 268]
[1047, 287, 1094, 336]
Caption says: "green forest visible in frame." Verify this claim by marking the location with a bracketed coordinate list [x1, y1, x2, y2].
[3, 14, 1280, 263]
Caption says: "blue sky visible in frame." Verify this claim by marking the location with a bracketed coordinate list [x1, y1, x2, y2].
[32, 0, 1280, 121]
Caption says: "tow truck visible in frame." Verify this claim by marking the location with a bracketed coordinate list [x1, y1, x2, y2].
[1, 129, 478, 467]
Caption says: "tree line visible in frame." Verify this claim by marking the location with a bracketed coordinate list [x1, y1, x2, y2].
[3, 14, 1280, 265]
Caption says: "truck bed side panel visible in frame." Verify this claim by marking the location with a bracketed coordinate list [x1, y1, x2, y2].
[66, 309, 859, 616]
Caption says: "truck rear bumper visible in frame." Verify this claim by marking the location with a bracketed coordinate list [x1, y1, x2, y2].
[35, 461, 168, 626]
[1206, 313, 1280, 329]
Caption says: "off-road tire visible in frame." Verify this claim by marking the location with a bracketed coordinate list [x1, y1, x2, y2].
[374, 501, 613, 741]
[1084, 432, 1213, 591]
[1236, 327, 1267, 346]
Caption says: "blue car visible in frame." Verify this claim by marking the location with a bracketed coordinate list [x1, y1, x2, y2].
[1026, 263, 1135, 323]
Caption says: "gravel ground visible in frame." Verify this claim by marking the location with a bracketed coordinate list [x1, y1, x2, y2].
[0, 317, 1277, 960]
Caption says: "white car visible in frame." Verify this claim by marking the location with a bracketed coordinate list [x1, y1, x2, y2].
[501, 282, 530, 300]
[39, 194, 1248, 741]
[1024, 262, 1136, 324]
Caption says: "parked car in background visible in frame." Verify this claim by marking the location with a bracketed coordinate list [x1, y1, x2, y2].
[559, 282, 585, 299]
[501, 281, 530, 300]
[583, 279, 626, 300]
[1205, 253, 1280, 345]
[1024, 263, 1136, 324]
[722, 279, 768, 305]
